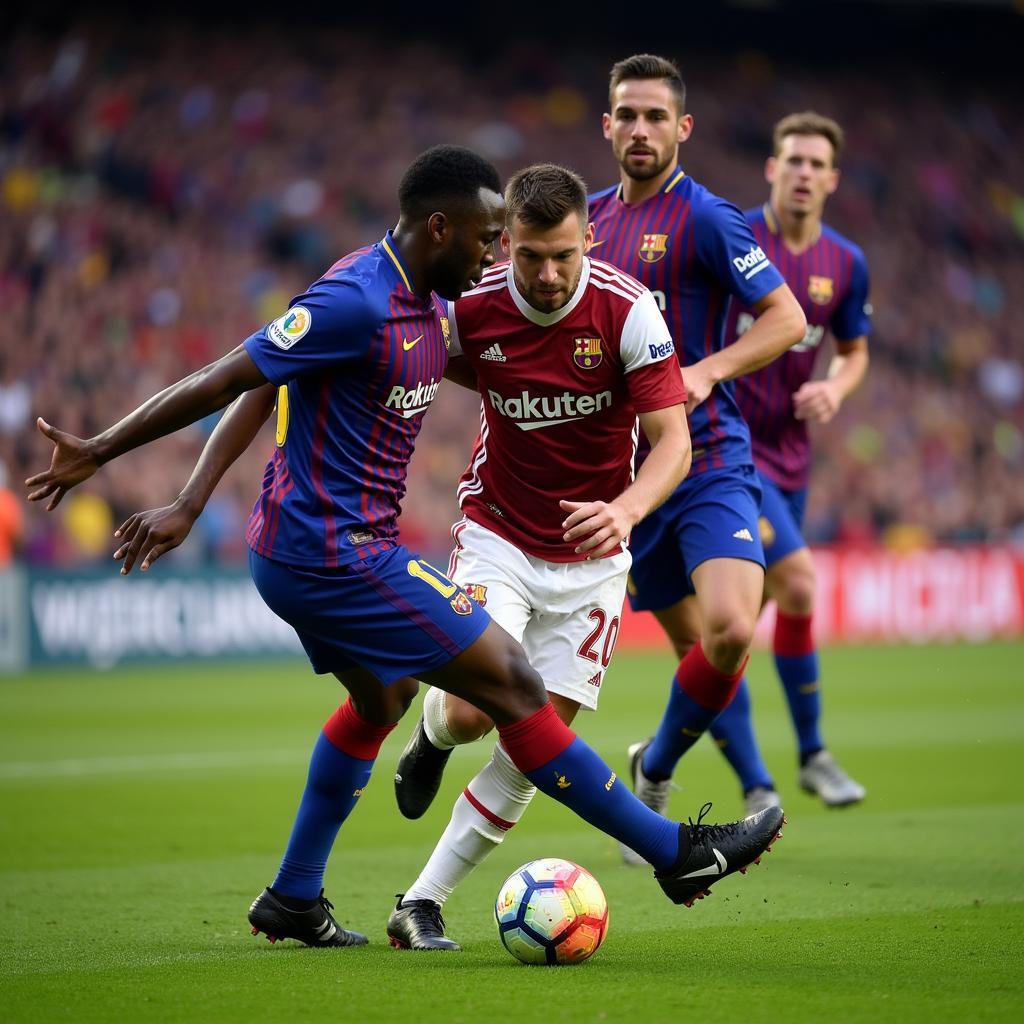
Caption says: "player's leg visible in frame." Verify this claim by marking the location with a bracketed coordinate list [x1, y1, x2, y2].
[707, 478, 801, 810]
[638, 468, 766, 788]
[768, 542, 865, 806]
[394, 520, 534, 819]
[249, 667, 417, 947]
[392, 553, 627, 947]
[389, 690, 579, 950]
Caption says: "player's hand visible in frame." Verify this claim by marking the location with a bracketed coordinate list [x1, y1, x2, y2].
[25, 418, 101, 510]
[681, 362, 717, 413]
[113, 499, 198, 574]
[560, 499, 635, 560]
[793, 380, 842, 423]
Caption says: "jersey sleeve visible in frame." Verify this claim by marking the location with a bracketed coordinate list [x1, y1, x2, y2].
[447, 299, 464, 358]
[619, 290, 688, 411]
[243, 276, 380, 385]
[695, 197, 785, 306]
[831, 247, 872, 343]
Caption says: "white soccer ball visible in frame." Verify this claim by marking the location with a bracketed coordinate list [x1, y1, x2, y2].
[494, 858, 609, 965]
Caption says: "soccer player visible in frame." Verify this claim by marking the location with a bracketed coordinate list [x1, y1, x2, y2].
[586, 55, 807, 862]
[708, 112, 870, 812]
[28, 145, 783, 946]
[387, 163, 695, 949]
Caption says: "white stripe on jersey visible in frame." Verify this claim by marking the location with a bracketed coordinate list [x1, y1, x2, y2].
[456, 403, 490, 506]
[447, 517, 470, 578]
[589, 276, 645, 305]
[589, 260, 645, 299]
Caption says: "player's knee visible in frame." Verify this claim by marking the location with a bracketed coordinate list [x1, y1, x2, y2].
[446, 699, 495, 743]
[351, 677, 419, 726]
[774, 567, 816, 615]
[703, 616, 755, 671]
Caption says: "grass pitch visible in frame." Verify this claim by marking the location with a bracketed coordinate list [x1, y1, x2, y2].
[2, 642, 1022, 1023]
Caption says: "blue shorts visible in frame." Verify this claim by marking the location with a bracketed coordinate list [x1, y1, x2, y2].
[627, 464, 765, 613]
[757, 474, 808, 569]
[249, 546, 490, 684]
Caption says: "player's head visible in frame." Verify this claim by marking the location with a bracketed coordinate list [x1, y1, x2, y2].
[501, 163, 594, 314]
[767, 112, 843, 222]
[397, 145, 505, 300]
[603, 54, 693, 183]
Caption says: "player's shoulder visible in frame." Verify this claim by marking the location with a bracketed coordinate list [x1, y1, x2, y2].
[587, 183, 619, 210]
[456, 261, 509, 308]
[682, 176, 745, 227]
[820, 222, 867, 265]
[588, 257, 648, 304]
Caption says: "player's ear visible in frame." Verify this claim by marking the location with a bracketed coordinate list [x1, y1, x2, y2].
[826, 167, 840, 195]
[500, 228, 511, 257]
[427, 211, 448, 245]
[677, 113, 693, 143]
[583, 221, 595, 252]
[601, 112, 613, 140]
[764, 156, 777, 185]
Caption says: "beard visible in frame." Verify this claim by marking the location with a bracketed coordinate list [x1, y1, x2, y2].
[619, 147, 674, 182]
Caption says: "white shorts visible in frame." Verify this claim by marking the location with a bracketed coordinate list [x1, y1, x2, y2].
[446, 518, 631, 711]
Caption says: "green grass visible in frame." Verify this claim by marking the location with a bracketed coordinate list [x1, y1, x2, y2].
[2, 642, 1023, 1023]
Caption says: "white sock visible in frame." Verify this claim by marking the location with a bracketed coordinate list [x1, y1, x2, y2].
[403, 743, 537, 906]
[421, 685, 457, 750]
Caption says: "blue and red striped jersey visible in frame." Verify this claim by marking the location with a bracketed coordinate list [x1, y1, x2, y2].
[730, 204, 871, 490]
[589, 167, 784, 475]
[242, 232, 451, 567]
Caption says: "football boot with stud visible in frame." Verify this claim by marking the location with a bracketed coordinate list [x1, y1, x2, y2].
[248, 887, 368, 947]
[386, 894, 461, 951]
[394, 716, 454, 819]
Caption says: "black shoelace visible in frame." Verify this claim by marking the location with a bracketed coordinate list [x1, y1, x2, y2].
[687, 802, 742, 843]
[404, 898, 446, 933]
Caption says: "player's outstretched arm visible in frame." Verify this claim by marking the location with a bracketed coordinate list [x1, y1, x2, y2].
[683, 284, 806, 411]
[560, 402, 690, 559]
[114, 383, 278, 574]
[26, 346, 268, 510]
[793, 336, 869, 423]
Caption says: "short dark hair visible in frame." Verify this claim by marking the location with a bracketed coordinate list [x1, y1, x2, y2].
[398, 145, 502, 220]
[773, 111, 845, 167]
[608, 54, 686, 115]
[504, 164, 588, 230]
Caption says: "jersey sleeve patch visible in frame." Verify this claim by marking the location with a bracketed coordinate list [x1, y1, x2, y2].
[267, 306, 312, 350]
[619, 289, 676, 373]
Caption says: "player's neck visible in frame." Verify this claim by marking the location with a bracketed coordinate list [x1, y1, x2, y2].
[390, 225, 432, 299]
[772, 204, 822, 253]
[619, 162, 678, 205]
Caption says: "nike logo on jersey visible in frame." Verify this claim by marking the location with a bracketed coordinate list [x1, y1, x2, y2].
[733, 528, 754, 542]
[480, 342, 507, 362]
[682, 848, 728, 879]
[402, 334, 424, 351]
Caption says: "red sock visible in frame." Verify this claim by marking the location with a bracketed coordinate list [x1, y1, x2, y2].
[774, 612, 814, 657]
[322, 699, 396, 761]
[675, 642, 747, 712]
[497, 703, 575, 774]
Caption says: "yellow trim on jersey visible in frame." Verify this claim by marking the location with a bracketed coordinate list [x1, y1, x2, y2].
[663, 168, 686, 193]
[763, 203, 780, 235]
[381, 236, 412, 291]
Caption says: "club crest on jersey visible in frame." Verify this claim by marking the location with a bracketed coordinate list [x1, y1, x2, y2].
[638, 233, 669, 263]
[808, 276, 834, 305]
[439, 316, 452, 349]
[758, 516, 776, 547]
[463, 584, 488, 607]
[450, 592, 474, 616]
[268, 306, 311, 349]
[573, 337, 603, 369]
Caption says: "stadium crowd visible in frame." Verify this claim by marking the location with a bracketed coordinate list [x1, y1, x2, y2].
[3, 25, 1023, 567]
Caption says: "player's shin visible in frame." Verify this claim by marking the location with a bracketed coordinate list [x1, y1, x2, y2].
[643, 642, 746, 780]
[272, 700, 395, 901]
[404, 744, 536, 905]
[422, 685, 458, 749]
[496, 704, 680, 871]
[709, 678, 775, 792]
[773, 612, 823, 759]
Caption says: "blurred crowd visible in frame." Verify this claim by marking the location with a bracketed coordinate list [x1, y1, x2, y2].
[2, 23, 1022, 568]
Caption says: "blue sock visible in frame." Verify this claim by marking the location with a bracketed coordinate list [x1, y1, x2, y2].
[272, 701, 393, 901]
[642, 642, 743, 783]
[709, 678, 775, 791]
[498, 705, 679, 871]
[776, 651, 823, 760]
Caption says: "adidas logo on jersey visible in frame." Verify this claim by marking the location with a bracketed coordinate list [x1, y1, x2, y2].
[732, 528, 754, 542]
[480, 342, 507, 362]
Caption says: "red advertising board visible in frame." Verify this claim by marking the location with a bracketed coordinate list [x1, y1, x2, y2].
[617, 547, 1024, 650]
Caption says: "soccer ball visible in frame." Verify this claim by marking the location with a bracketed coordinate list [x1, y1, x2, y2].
[494, 858, 609, 965]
